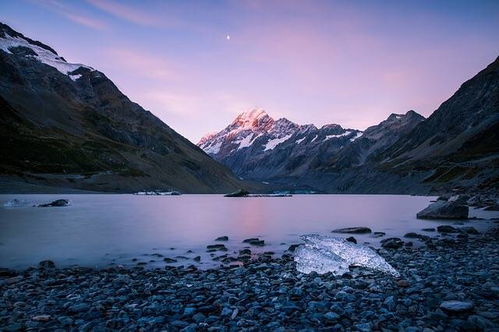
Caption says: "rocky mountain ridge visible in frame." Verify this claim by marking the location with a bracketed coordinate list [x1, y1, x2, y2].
[199, 57, 499, 194]
[0, 22, 243, 193]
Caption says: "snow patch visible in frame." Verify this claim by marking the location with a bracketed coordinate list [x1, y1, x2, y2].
[295, 137, 306, 144]
[350, 132, 363, 142]
[204, 141, 222, 154]
[324, 131, 351, 141]
[264, 134, 292, 151]
[69, 74, 82, 81]
[0, 33, 93, 77]
[310, 135, 318, 143]
[236, 133, 261, 150]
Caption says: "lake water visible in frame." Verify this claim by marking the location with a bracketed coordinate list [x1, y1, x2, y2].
[0, 194, 496, 270]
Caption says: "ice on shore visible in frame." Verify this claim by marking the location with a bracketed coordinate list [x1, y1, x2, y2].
[3, 199, 33, 208]
[294, 234, 399, 277]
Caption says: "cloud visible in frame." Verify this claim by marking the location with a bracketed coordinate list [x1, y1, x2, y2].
[37, 0, 108, 30]
[86, 0, 163, 27]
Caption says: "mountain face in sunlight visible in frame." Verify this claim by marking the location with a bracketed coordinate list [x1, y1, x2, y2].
[0, 23, 243, 193]
[198, 109, 363, 181]
[199, 58, 499, 194]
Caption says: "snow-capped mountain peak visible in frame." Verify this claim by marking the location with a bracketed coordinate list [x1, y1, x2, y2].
[230, 108, 274, 131]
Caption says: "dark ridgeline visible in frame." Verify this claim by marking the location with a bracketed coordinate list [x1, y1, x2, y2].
[199, 58, 499, 194]
[0, 23, 242, 193]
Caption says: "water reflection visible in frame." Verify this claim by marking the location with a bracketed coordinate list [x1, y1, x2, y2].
[0, 194, 496, 269]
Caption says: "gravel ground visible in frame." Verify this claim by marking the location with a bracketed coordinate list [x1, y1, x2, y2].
[1, 228, 498, 331]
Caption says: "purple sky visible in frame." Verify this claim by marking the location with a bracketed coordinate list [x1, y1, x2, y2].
[1, 0, 498, 142]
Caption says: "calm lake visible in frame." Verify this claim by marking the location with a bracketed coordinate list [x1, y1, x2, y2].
[0, 194, 496, 269]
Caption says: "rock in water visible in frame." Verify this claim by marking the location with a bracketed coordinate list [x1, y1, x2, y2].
[38, 199, 70, 207]
[332, 227, 372, 234]
[381, 238, 404, 249]
[416, 201, 468, 219]
[242, 238, 265, 246]
[294, 234, 399, 277]
[224, 189, 249, 197]
[437, 225, 459, 233]
[440, 300, 474, 313]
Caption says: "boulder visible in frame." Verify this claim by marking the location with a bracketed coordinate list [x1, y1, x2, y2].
[332, 227, 372, 234]
[346, 236, 357, 244]
[38, 199, 70, 207]
[381, 238, 404, 249]
[437, 225, 459, 233]
[215, 236, 229, 241]
[39, 260, 56, 269]
[460, 226, 479, 234]
[224, 189, 249, 197]
[242, 238, 265, 246]
[416, 201, 468, 220]
[206, 244, 228, 252]
[440, 300, 474, 313]
[404, 232, 430, 241]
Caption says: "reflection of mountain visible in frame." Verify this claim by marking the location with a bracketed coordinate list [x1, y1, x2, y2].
[200, 57, 499, 194]
[0, 22, 242, 193]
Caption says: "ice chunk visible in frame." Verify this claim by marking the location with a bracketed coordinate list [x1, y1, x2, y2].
[3, 198, 33, 208]
[294, 234, 399, 277]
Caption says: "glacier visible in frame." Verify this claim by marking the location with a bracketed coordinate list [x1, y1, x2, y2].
[294, 234, 400, 277]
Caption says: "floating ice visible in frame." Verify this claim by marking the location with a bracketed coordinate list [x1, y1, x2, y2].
[294, 234, 399, 277]
[3, 199, 33, 208]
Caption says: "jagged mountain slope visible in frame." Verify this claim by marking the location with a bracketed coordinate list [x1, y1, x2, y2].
[314, 57, 499, 193]
[198, 109, 362, 180]
[0, 22, 243, 193]
[199, 57, 498, 193]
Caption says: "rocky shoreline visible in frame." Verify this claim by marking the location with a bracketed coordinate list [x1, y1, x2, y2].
[1, 227, 498, 331]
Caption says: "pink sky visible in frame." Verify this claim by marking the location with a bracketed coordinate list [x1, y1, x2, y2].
[2, 0, 498, 141]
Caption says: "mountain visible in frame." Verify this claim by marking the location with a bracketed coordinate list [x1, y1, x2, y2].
[198, 109, 363, 180]
[199, 57, 499, 194]
[0, 22, 243, 193]
[375, 56, 499, 191]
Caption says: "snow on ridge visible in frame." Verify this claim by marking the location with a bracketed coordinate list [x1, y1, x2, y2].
[264, 134, 292, 151]
[324, 131, 352, 141]
[350, 132, 363, 142]
[204, 141, 222, 154]
[295, 137, 306, 144]
[0, 33, 93, 77]
[236, 133, 261, 150]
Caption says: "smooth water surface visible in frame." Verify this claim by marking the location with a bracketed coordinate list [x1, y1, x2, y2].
[0, 194, 496, 269]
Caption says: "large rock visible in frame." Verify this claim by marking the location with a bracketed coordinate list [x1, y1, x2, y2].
[332, 227, 372, 234]
[224, 189, 249, 197]
[381, 238, 404, 249]
[440, 300, 474, 313]
[38, 199, 70, 207]
[416, 201, 468, 219]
